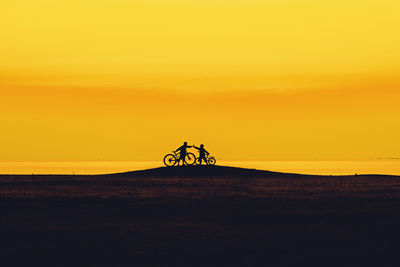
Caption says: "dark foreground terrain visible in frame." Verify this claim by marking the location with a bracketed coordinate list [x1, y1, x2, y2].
[1, 166, 400, 266]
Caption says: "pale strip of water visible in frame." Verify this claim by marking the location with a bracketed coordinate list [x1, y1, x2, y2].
[0, 161, 399, 175]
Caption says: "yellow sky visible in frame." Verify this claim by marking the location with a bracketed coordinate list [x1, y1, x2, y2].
[1, 0, 399, 161]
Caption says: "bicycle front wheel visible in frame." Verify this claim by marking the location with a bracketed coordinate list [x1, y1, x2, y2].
[184, 153, 196, 166]
[164, 154, 177, 167]
[208, 157, 216, 165]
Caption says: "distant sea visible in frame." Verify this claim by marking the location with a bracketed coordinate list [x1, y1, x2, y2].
[0, 160, 399, 175]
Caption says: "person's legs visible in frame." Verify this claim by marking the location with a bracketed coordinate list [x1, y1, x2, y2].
[179, 154, 186, 165]
[201, 155, 207, 165]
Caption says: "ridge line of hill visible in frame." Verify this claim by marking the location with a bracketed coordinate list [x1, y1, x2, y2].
[0, 165, 398, 178]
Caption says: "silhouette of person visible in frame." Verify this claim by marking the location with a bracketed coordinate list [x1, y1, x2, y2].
[193, 144, 209, 165]
[175, 142, 192, 166]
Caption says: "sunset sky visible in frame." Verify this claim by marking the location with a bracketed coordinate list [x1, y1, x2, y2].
[1, 0, 399, 161]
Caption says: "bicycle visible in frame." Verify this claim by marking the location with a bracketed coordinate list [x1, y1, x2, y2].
[195, 154, 216, 166]
[163, 151, 196, 167]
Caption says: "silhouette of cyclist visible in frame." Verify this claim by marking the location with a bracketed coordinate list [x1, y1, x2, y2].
[193, 144, 209, 165]
[175, 142, 192, 166]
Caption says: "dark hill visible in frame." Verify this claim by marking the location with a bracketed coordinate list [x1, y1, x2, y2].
[1, 165, 400, 266]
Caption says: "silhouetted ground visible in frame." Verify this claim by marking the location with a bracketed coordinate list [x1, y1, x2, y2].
[1, 166, 400, 266]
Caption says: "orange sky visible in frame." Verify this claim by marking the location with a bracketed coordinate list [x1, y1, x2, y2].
[1, 0, 399, 161]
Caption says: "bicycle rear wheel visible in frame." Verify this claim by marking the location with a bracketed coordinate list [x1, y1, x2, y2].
[208, 157, 216, 165]
[164, 154, 177, 167]
[184, 153, 196, 166]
